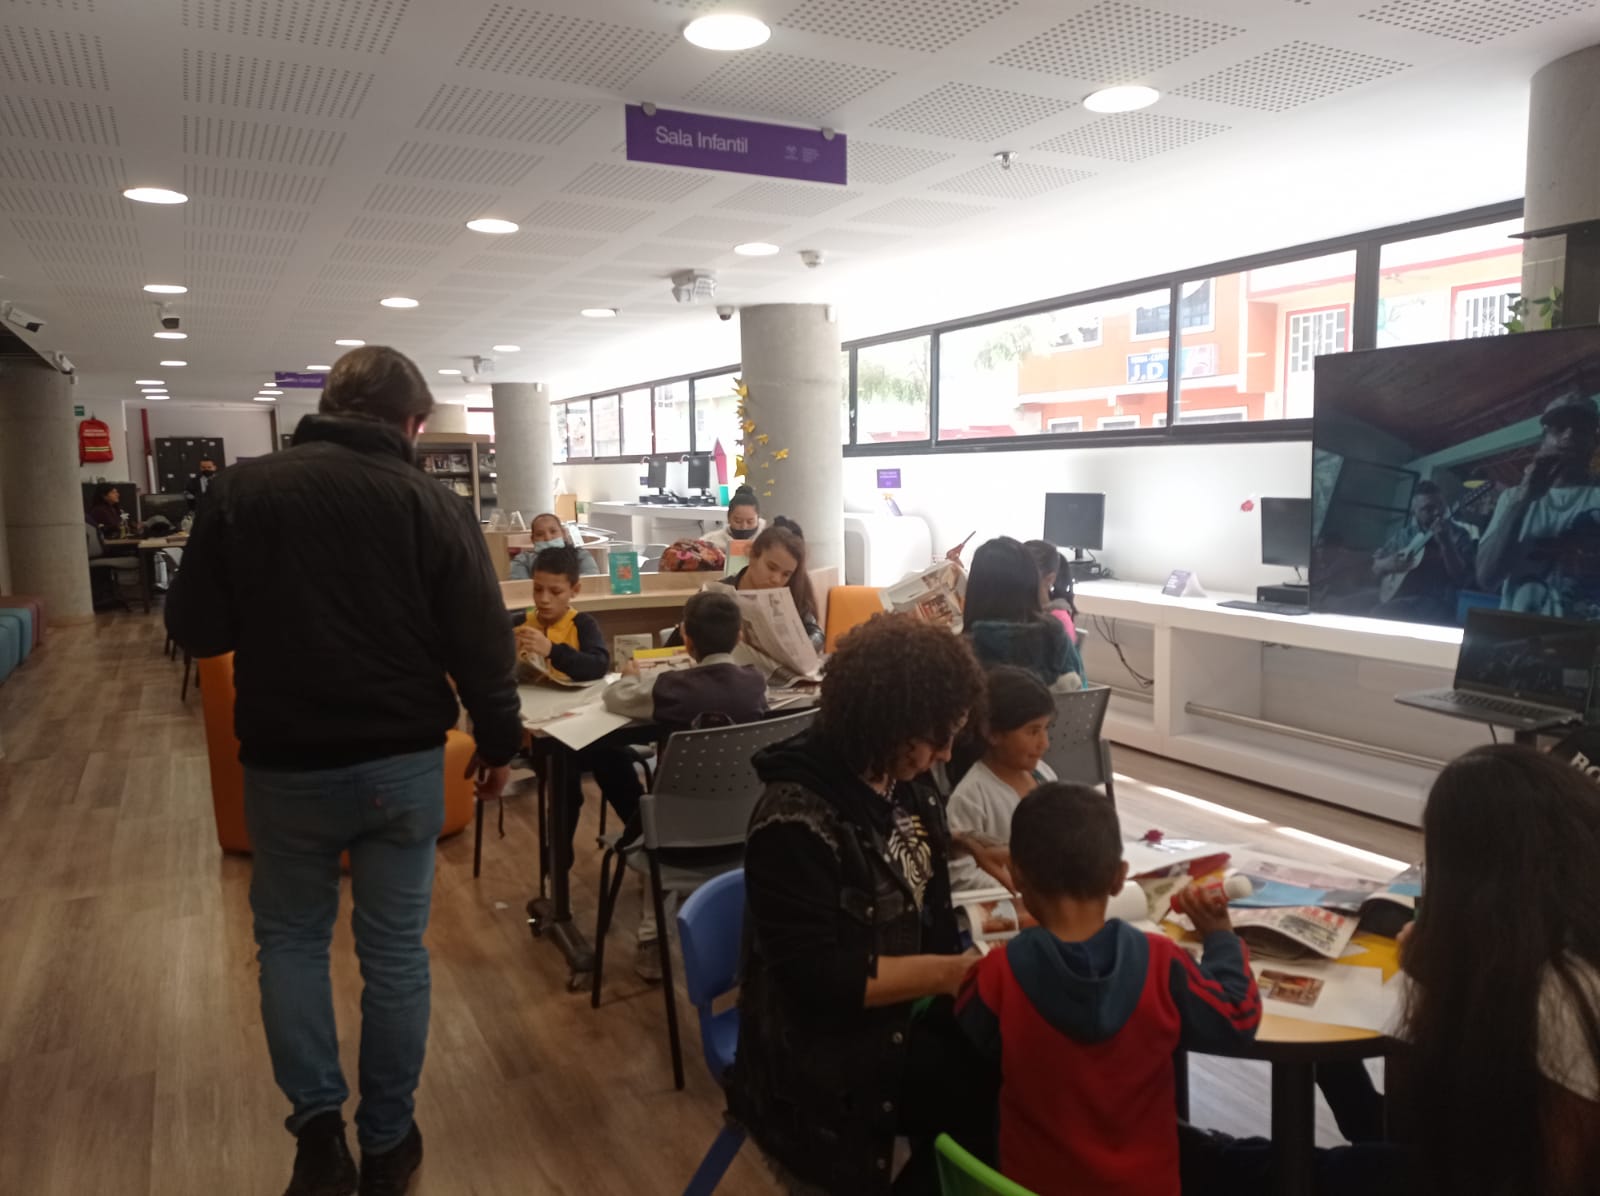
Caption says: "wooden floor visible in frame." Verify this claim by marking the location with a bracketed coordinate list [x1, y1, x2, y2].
[0, 612, 1422, 1195]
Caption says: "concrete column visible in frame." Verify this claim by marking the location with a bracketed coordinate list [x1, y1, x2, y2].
[738, 304, 843, 571]
[491, 381, 551, 522]
[0, 360, 94, 623]
[1523, 43, 1600, 323]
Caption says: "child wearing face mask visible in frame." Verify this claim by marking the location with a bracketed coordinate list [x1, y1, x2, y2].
[510, 512, 600, 579]
[702, 486, 766, 552]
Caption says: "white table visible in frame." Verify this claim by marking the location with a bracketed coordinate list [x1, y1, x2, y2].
[588, 500, 729, 548]
[1074, 580, 1479, 825]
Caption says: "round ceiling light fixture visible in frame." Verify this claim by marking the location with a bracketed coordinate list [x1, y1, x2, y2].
[733, 241, 780, 257]
[380, 296, 419, 308]
[580, 307, 619, 319]
[160, 360, 187, 367]
[334, 338, 365, 347]
[307, 364, 331, 371]
[135, 378, 164, 385]
[140, 387, 168, 394]
[466, 217, 519, 235]
[253, 395, 278, 402]
[144, 393, 170, 401]
[123, 187, 188, 205]
[258, 388, 283, 395]
[1083, 84, 1160, 113]
[143, 283, 188, 294]
[683, 13, 770, 51]
[492, 344, 521, 353]
[153, 330, 188, 339]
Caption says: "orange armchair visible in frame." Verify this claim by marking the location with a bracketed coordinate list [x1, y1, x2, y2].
[199, 652, 475, 854]
[824, 585, 887, 653]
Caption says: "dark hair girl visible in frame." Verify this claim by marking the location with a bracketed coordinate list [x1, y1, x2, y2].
[734, 517, 822, 650]
[963, 536, 1084, 689]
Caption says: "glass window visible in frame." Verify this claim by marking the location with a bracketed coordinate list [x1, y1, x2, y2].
[841, 349, 852, 445]
[621, 388, 652, 456]
[592, 394, 620, 457]
[856, 336, 930, 444]
[1174, 250, 1357, 424]
[465, 407, 494, 437]
[692, 372, 743, 469]
[937, 292, 1164, 440]
[566, 399, 593, 459]
[1377, 217, 1523, 347]
[552, 403, 568, 463]
[653, 382, 689, 454]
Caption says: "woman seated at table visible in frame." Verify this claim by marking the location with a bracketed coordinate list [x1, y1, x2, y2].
[86, 483, 139, 539]
[730, 614, 1001, 1195]
[668, 517, 824, 654]
[963, 536, 1083, 691]
[509, 512, 599, 578]
[700, 484, 765, 553]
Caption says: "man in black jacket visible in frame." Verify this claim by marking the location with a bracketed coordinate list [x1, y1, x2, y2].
[166, 346, 521, 1196]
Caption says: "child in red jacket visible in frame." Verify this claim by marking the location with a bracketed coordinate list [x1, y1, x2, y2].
[954, 783, 1261, 1196]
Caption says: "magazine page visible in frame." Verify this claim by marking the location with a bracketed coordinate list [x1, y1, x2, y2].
[515, 651, 595, 690]
[731, 586, 820, 678]
[1123, 835, 1233, 879]
[881, 561, 965, 633]
[1228, 906, 1358, 961]
[1253, 961, 1405, 1034]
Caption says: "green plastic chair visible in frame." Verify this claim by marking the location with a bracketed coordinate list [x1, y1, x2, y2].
[934, 1135, 1039, 1196]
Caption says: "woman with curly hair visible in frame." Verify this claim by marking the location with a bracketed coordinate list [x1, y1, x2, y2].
[730, 615, 999, 1196]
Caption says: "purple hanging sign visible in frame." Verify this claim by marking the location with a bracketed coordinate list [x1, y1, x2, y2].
[274, 371, 326, 389]
[624, 104, 847, 186]
[876, 468, 902, 489]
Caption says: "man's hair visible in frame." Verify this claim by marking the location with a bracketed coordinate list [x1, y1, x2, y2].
[682, 589, 743, 657]
[1413, 480, 1442, 498]
[532, 545, 582, 585]
[319, 346, 434, 427]
[1010, 782, 1123, 900]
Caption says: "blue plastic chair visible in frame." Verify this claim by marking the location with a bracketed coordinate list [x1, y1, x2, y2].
[676, 868, 746, 1196]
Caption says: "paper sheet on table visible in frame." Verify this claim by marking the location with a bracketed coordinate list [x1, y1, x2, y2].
[540, 701, 633, 750]
[1253, 957, 1407, 1035]
[1123, 836, 1237, 878]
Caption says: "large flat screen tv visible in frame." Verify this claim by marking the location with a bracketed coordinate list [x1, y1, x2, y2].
[1310, 327, 1600, 628]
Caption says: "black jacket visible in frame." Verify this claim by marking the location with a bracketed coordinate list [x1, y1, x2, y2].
[729, 731, 962, 1196]
[165, 415, 522, 770]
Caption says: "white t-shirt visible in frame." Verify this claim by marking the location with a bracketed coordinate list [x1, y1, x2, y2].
[1538, 957, 1600, 1102]
[946, 759, 1055, 892]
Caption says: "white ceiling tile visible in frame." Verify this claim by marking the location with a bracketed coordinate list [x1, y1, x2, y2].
[182, 115, 346, 168]
[871, 82, 1075, 141]
[11, 217, 136, 247]
[852, 197, 993, 227]
[414, 84, 600, 143]
[180, 0, 411, 55]
[0, 24, 109, 90]
[562, 162, 713, 204]
[848, 141, 957, 185]
[1033, 111, 1231, 161]
[0, 185, 128, 220]
[435, 272, 523, 293]
[0, 94, 118, 145]
[457, 4, 674, 90]
[182, 49, 374, 119]
[931, 160, 1094, 199]
[362, 181, 495, 220]
[685, 49, 895, 122]
[187, 162, 327, 205]
[808, 227, 909, 254]
[523, 200, 651, 234]
[316, 262, 419, 287]
[185, 202, 311, 233]
[330, 241, 440, 268]
[1174, 40, 1412, 111]
[661, 214, 781, 244]
[0, 146, 123, 187]
[184, 230, 300, 258]
[777, 0, 1020, 53]
[715, 180, 862, 216]
[459, 252, 565, 274]
[481, 229, 606, 256]
[993, 2, 1245, 82]
[386, 140, 542, 187]
[1357, 0, 1594, 43]
[344, 215, 464, 246]
[31, 243, 141, 268]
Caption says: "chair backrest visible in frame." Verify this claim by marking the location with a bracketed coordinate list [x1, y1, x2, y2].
[84, 522, 104, 559]
[1040, 685, 1112, 789]
[677, 868, 744, 1013]
[934, 1134, 1038, 1196]
[824, 584, 886, 652]
[641, 709, 818, 851]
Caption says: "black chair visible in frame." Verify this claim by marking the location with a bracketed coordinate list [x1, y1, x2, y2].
[1041, 685, 1115, 798]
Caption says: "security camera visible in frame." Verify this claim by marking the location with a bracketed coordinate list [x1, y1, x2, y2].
[1, 302, 43, 334]
[50, 351, 75, 376]
[799, 249, 824, 269]
[715, 305, 736, 322]
[158, 302, 180, 331]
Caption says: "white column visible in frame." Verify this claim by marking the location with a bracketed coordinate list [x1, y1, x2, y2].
[738, 304, 843, 571]
[0, 359, 94, 622]
[491, 381, 551, 522]
[1522, 43, 1600, 315]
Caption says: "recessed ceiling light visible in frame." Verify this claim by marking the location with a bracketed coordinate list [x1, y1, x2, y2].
[258, 389, 283, 395]
[492, 344, 521, 353]
[123, 187, 187, 205]
[143, 283, 188, 294]
[307, 364, 331, 371]
[144, 393, 170, 401]
[466, 218, 519, 235]
[160, 360, 187, 367]
[683, 13, 770, 51]
[140, 387, 167, 394]
[334, 338, 365, 347]
[135, 378, 164, 385]
[1083, 84, 1159, 113]
[438, 368, 463, 376]
[253, 395, 277, 402]
[734, 241, 780, 257]
[380, 296, 419, 308]
[154, 330, 187, 339]
[580, 307, 619, 319]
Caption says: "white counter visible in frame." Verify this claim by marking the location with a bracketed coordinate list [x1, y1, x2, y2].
[1074, 580, 1478, 826]
[587, 501, 728, 546]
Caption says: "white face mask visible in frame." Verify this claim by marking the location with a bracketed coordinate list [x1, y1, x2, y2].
[532, 536, 564, 550]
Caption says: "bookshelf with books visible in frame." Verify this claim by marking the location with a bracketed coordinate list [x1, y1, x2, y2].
[417, 432, 495, 521]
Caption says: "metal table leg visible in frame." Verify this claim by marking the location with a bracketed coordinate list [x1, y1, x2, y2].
[1270, 1059, 1317, 1196]
[525, 742, 594, 988]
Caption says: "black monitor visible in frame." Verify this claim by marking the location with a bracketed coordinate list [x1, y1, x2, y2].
[686, 453, 711, 491]
[1260, 497, 1312, 569]
[645, 456, 667, 490]
[141, 492, 189, 527]
[1043, 492, 1105, 556]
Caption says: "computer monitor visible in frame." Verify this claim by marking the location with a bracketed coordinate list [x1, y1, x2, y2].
[1260, 497, 1312, 570]
[141, 492, 189, 527]
[645, 456, 667, 490]
[685, 453, 711, 491]
[1043, 492, 1105, 556]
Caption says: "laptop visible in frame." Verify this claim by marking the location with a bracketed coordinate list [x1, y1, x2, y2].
[1396, 608, 1600, 732]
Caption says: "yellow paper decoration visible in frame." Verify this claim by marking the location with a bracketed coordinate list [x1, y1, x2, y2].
[755, 433, 769, 445]
[773, 448, 789, 460]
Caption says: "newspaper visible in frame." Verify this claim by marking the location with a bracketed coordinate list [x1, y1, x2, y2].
[1227, 905, 1358, 961]
[881, 561, 966, 632]
[729, 585, 820, 679]
[956, 886, 1025, 951]
[516, 650, 593, 689]
[1226, 852, 1421, 936]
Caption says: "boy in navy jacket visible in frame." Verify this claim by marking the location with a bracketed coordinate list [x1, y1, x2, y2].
[955, 783, 1261, 1196]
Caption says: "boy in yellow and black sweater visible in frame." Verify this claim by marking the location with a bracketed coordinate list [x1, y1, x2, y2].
[515, 545, 608, 683]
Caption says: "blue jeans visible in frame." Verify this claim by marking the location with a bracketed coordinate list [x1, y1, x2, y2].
[244, 747, 445, 1154]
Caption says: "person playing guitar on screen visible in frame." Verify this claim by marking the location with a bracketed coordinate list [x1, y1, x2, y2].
[1372, 480, 1480, 624]
[1478, 392, 1600, 621]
